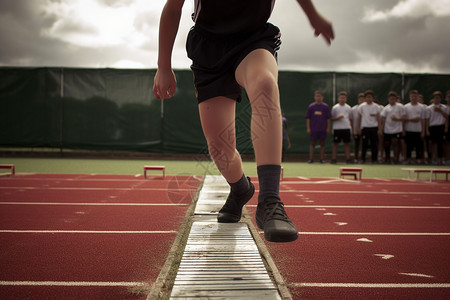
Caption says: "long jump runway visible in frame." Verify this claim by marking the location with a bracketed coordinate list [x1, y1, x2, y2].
[247, 177, 450, 299]
[0, 173, 201, 299]
[1, 173, 450, 299]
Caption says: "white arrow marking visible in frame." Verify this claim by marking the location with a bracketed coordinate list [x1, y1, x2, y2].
[315, 208, 326, 211]
[356, 238, 373, 243]
[399, 273, 434, 278]
[334, 222, 348, 226]
[323, 212, 337, 216]
[374, 254, 394, 260]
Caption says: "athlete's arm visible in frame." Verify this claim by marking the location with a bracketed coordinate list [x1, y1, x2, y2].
[153, 0, 185, 100]
[296, 0, 334, 45]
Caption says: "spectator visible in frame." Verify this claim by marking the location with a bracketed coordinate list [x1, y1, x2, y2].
[379, 91, 405, 164]
[404, 90, 426, 164]
[444, 91, 450, 165]
[426, 91, 448, 165]
[305, 90, 331, 163]
[331, 91, 353, 163]
[352, 93, 365, 163]
[282, 113, 291, 162]
[357, 90, 381, 164]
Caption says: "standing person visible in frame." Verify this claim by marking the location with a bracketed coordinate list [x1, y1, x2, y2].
[305, 90, 332, 163]
[331, 91, 353, 163]
[357, 90, 381, 164]
[153, 0, 334, 242]
[445, 91, 450, 165]
[379, 91, 405, 164]
[404, 90, 425, 164]
[352, 93, 365, 163]
[418, 93, 432, 163]
[426, 91, 448, 165]
[282, 113, 292, 162]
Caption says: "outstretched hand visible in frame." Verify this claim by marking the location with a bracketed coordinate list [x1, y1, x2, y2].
[310, 13, 335, 45]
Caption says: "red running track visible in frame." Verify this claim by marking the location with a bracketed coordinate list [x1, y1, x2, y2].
[0, 174, 201, 300]
[248, 177, 450, 299]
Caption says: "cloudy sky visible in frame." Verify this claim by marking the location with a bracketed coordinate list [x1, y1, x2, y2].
[1, 0, 449, 73]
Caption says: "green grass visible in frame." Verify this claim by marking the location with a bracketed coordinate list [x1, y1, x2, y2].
[1, 157, 448, 179]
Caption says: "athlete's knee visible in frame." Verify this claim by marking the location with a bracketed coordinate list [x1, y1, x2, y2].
[249, 72, 278, 98]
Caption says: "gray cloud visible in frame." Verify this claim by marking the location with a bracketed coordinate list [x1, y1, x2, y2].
[0, 0, 449, 73]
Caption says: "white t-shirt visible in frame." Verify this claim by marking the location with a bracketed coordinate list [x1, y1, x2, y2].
[380, 103, 405, 134]
[404, 102, 425, 132]
[427, 103, 447, 126]
[351, 104, 360, 132]
[358, 102, 381, 129]
[332, 103, 352, 130]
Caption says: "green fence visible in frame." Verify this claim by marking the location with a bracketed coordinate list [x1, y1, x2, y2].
[1, 67, 448, 155]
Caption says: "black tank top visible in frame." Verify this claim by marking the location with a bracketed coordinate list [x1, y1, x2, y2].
[192, 0, 276, 35]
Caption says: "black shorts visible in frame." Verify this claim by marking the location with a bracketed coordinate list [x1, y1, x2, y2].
[333, 129, 351, 143]
[383, 133, 401, 142]
[429, 125, 445, 143]
[186, 23, 281, 103]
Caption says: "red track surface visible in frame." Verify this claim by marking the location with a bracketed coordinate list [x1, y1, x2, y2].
[0, 174, 200, 300]
[249, 177, 450, 299]
[2, 174, 450, 299]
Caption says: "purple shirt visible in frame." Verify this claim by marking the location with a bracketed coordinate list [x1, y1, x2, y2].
[305, 102, 331, 132]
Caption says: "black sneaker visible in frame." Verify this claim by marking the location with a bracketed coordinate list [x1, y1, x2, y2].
[217, 177, 255, 223]
[256, 198, 298, 242]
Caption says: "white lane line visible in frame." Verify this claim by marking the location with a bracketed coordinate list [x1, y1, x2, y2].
[298, 232, 450, 236]
[248, 205, 450, 209]
[0, 187, 195, 192]
[0, 281, 146, 287]
[290, 282, 450, 288]
[0, 230, 177, 234]
[256, 231, 450, 236]
[399, 273, 434, 278]
[0, 202, 187, 206]
[286, 205, 450, 209]
[285, 190, 450, 195]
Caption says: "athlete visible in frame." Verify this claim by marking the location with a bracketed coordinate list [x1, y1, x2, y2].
[153, 0, 334, 242]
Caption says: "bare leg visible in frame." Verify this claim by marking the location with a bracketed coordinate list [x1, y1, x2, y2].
[198, 96, 243, 183]
[235, 49, 281, 166]
[319, 140, 325, 161]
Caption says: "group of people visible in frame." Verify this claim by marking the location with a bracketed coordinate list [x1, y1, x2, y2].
[303, 90, 450, 165]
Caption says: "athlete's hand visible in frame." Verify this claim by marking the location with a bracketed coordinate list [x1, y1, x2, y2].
[309, 13, 334, 45]
[153, 68, 177, 100]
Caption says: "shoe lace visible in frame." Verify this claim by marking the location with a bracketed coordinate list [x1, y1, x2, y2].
[264, 199, 290, 221]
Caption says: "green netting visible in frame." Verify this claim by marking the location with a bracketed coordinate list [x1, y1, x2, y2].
[0, 67, 448, 154]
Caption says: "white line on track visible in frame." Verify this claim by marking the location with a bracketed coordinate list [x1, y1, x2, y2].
[256, 231, 450, 236]
[297, 232, 450, 236]
[290, 282, 450, 288]
[0, 281, 146, 287]
[246, 205, 450, 209]
[0, 187, 195, 191]
[285, 190, 450, 195]
[0, 202, 187, 206]
[0, 230, 177, 234]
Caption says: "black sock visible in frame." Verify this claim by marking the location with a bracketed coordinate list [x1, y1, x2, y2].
[228, 173, 249, 195]
[257, 165, 281, 203]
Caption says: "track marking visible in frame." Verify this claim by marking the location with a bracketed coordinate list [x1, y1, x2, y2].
[284, 205, 450, 209]
[374, 254, 395, 260]
[0, 230, 177, 234]
[259, 232, 450, 236]
[356, 238, 373, 242]
[0, 202, 187, 206]
[0, 187, 196, 192]
[290, 282, 450, 288]
[0, 281, 146, 287]
[399, 273, 434, 278]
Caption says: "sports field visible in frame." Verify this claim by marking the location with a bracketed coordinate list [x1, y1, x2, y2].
[0, 157, 449, 299]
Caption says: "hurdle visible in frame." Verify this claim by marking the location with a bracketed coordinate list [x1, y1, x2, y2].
[339, 167, 362, 181]
[144, 165, 165, 179]
[0, 164, 15, 176]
